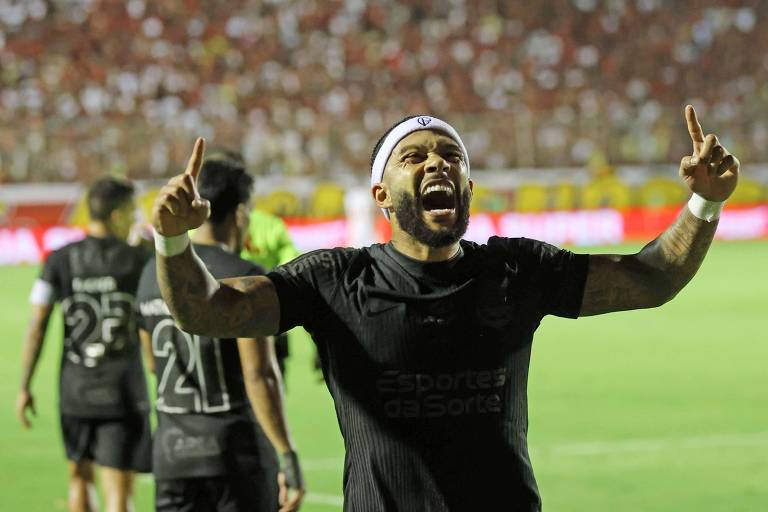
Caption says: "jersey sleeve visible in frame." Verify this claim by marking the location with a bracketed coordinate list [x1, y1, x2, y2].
[522, 238, 589, 318]
[266, 249, 347, 334]
[492, 237, 589, 319]
[33, 250, 64, 304]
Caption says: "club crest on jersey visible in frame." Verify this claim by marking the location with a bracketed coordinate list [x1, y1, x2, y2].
[417, 116, 432, 127]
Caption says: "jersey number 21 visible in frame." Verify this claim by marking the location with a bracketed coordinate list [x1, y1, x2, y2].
[151, 319, 231, 414]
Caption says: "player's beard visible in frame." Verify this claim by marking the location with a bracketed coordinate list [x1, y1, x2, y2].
[392, 188, 471, 248]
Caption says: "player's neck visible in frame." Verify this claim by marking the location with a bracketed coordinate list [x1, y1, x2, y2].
[192, 222, 238, 254]
[86, 221, 113, 239]
[389, 232, 460, 262]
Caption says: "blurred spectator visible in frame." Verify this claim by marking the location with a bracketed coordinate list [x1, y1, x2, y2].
[1, 0, 767, 182]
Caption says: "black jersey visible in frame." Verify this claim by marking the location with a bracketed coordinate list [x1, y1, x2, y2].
[137, 244, 277, 479]
[267, 237, 589, 511]
[39, 235, 151, 418]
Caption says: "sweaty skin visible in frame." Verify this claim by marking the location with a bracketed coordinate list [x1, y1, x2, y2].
[373, 130, 472, 262]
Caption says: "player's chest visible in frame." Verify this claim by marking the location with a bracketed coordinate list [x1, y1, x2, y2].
[329, 271, 535, 366]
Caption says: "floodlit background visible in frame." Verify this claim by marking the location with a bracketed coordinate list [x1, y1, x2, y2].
[1, 1, 766, 510]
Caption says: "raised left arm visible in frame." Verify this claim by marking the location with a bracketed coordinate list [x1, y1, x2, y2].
[581, 208, 716, 315]
[580, 105, 739, 316]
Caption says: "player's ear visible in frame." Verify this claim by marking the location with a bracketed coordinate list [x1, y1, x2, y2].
[372, 183, 393, 211]
[108, 204, 124, 227]
[235, 203, 249, 232]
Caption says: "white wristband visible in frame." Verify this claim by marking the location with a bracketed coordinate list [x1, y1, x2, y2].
[153, 229, 190, 257]
[687, 193, 724, 222]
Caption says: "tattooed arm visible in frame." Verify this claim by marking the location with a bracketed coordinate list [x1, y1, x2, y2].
[156, 249, 279, 338]
[581, 105, 739, 316]
[581, 209, 716, 315]
[152, 138, 280, 338]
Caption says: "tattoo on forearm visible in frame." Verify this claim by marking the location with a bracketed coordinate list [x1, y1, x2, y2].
[581, 208, 718, 315]
[642, 208, 717, 289]
[157, 249, 276, 337]
[214, 276, 267, 335]
[157, 249, 212, 330]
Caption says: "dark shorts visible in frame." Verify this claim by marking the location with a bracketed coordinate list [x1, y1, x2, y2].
[60, 413, 152, 472]
[155, 471, 279, 512]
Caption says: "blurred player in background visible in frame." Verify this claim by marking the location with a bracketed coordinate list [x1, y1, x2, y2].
[242, 208, 300, 271]
[17, 177, 151, 512]
[207, 148, 301, 382]
[137, 158, 304, 512]
[242, 205, 300, 382]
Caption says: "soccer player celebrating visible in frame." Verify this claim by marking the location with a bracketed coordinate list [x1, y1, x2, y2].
[137, 157, 304, 512]
[150, 106, 738, 511]
[18, 177, 151, 512]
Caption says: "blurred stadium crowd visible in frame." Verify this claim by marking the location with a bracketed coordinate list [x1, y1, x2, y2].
[1, 0, 767, 183]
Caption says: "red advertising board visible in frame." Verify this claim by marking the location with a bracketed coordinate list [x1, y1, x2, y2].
[1, 206, 767, 265]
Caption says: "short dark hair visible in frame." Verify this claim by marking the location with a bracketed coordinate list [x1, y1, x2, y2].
[197, 157, 254, 223]
[369, 114, 423, 173]
[206, 147, 245, 165]
[87, 177, 135, 221]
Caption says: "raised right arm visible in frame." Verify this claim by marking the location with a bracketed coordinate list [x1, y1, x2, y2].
[152, 138, 280, 339]
[156, 249, 279, 338]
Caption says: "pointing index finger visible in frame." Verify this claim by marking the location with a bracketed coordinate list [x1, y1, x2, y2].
[185, 137, 206, 179]
[685, 105, 704, 156]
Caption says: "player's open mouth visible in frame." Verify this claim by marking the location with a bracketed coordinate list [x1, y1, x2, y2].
[420, 182, 456, 219]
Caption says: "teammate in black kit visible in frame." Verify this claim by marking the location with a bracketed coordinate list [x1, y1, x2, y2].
[17, 177, 151, 512]
[151, 106, 739, 511]
[137, 157, 304, 512]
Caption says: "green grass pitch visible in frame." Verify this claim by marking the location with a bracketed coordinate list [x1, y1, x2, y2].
[1, 241, 766, 511]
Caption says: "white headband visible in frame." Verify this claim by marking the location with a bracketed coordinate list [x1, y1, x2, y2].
[370, 116, 470, 218]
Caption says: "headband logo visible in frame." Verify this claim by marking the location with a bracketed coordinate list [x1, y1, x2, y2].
[416, 116, 432, 126]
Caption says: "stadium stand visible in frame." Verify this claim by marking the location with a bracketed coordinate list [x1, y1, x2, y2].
[1, 0, 767, 182]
